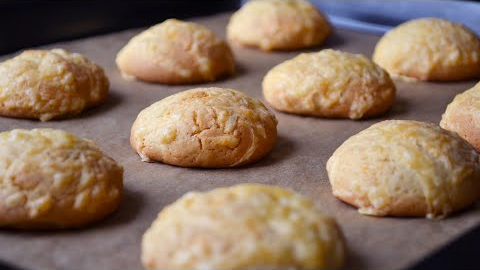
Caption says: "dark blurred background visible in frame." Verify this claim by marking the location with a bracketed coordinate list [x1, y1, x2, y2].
[0, 0, 241, 54]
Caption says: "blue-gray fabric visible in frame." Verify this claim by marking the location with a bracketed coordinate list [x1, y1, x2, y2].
[241, 0, 480, 35]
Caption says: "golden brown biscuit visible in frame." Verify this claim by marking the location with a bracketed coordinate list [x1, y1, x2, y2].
[116, 19, 235, 84]
[0, 49, 109, 122]
[142, 183, 345, 270]
[0, 129, 123, 228]
[373, 18, 480, 81]
[130, 87, 277, 168]
[327, 120, 480, 219]
[440, 82, 480, 151]
[262, 49, 396, 119]
[227, 0, 331, 51]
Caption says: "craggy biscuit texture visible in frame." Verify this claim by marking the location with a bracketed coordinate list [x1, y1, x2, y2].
[142, 183, 345, 270]
[373, 18, 480, 81]
[0, 49, 109, 121]
[441, 82, 480, 151]
[116, 19, 235, 84]
[227, 0, 331, 51]
[263, 49, 396, 119]
[327, 120, 480, 219]
[130, 88, 277, 168]
[0, 129, 123, 228]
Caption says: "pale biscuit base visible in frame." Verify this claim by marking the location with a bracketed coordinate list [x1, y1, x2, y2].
[0, 129, 123, 228]
[263, 49, 396, 119]
[130, 87, 277, 168]
[327, 120, 480, 219]
[116, 19, 235, 84]
[227, 0, 331, 51]
[373, 18, 480, 81]
[142, 183, 345, 270]
[0, 49, 109, 121]
[441, 82, 480, 151]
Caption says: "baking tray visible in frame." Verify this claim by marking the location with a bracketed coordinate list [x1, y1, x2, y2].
[0, 12, 479, 270]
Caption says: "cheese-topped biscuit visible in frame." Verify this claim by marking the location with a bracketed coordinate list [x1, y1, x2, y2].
[373, 18, 480, 81]
[327, 120, 480, 219]
[227, 0, 331, 51]
[0, 129, 123, 228]
[116, 19, 235, 84]
[0, 49, 109, 121]
[263, 49, 396, 119]
[130, 87, 277, 168]
[142, 183, 345, 269]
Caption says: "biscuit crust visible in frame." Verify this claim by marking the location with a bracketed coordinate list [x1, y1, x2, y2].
[227, 0, 331, 51]
[441, 82, 480, 151]
[373, 18, 480, 81]
[141, 183, 345, 270]
[327, 120, 480, 219]
[0, 129, 123, 228]
[262, 49, 396, 119]
[116, 19, 235, 84]
[0, 49, 109, 121]
[130, 87, 277, 168]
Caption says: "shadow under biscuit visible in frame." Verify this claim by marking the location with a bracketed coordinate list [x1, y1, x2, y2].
[79, 90, 123, 119]
[94, 188, 144, 229]
[247, 134, 296, 168]
[380, 96, 410, 119]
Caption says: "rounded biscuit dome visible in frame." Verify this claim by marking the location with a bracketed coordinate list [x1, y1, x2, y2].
[441, 82, 480, 151]
[373, 18, 480, 81]
[327, 120, 480, 219]
[0, 128, 123, 228]
[130, 87, 278, 168]
[116, 19, 235, 84]
[227, 0, 331, 51]
[262, 49, 396, 119]
[141, 183, 345, 270]
[0, 49, 109, 121]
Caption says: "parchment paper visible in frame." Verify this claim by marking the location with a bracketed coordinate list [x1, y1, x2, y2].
[0, 12, 479, 270]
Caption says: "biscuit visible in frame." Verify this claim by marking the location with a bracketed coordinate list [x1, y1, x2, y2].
[130, 87, 277, 168]
[327, 120, 480, 219]
[227, 0, 331, 51]
[0, 49, 109, 122]
[373, 18, 480, 81]
[116, 19, 235, 84]
[262, 49, 396, 119]
[441, 82, 480, 151]
[142, 183, 345, 270]
[0, 129, 123, 228]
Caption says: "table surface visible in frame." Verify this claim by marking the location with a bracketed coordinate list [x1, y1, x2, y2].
[0, 12, 479, 270]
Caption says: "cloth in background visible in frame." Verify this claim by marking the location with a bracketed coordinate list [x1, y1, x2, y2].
[241, 0, 480, 35]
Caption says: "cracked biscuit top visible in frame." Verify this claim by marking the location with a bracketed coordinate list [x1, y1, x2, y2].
[373, 18, 480, 81]
[116, 19, 235, 84]
[263, 49, 396, 119]
[327, 120, 480, 219]
[0, 49, 109, 122]
[227, 0, 331, 51]
[130, 87, 277, 168]
[0, 128, 123, 228]
[142, 183, 345, 270]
